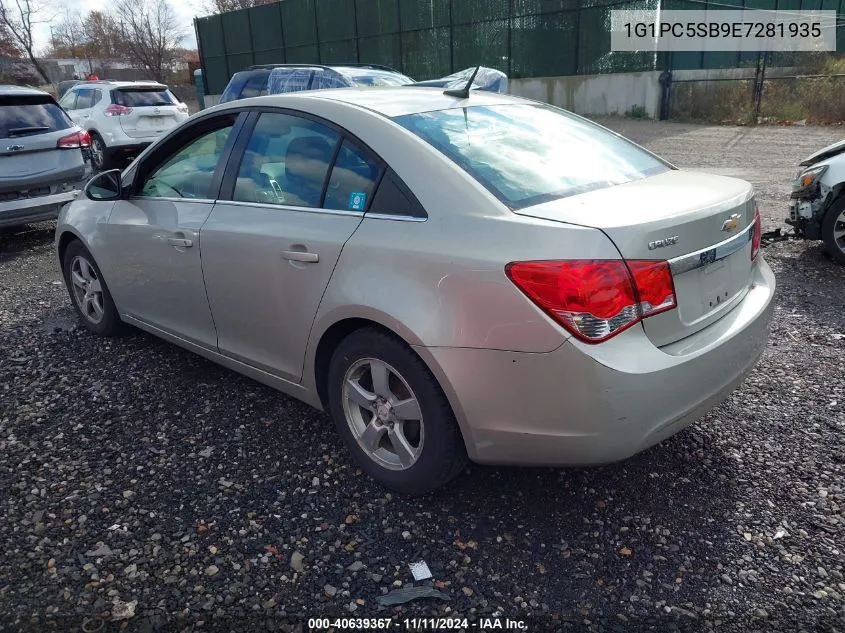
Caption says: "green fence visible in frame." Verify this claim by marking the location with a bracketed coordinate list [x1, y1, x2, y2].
[195, 0, 845, 95]
[195, 0, 661, 95]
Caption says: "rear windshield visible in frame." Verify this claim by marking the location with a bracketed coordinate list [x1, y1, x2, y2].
[394, 104, 671, 209]
[0, 95, 72, 139]
[113, 88, 177, 107]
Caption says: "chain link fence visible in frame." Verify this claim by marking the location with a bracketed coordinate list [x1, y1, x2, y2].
[195, 0, 661, 95]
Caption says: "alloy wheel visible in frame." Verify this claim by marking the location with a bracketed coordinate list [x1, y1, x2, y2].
[341, 358, 424, 471]
[70, 255, 105, 324]
[90, 136, 105, 170]
[833, 209, 845, 254]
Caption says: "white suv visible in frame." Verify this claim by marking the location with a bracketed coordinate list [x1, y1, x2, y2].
[58, 81, 190, 170]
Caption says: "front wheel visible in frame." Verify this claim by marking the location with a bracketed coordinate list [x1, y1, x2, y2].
[822, 201, 845, 265]
[62, 240, 123, 336]
[327, 328, 467, 495]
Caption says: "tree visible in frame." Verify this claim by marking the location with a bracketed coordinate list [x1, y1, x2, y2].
[0, 0, 51, 82]
[0, 18, 20, 57]
[51, 8, 89, 59]
[203, 0, 276, 13]
[114, 0, 185, 82]
[84, 11, 121, 59]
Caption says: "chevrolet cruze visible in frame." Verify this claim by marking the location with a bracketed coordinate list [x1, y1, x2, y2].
[55, 87, 775, 494]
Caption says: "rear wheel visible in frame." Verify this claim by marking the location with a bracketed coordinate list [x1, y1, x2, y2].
[62, 240, 123, 336]
[327, 328, 467, 495]
[89, 132, 109, 171]
[821, 200, 845, 265]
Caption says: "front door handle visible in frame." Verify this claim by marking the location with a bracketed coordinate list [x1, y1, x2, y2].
[281, 250, 318, 263]
[168, 237, 193, 248]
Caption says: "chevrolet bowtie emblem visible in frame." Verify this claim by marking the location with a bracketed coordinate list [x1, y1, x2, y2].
[721, 213, 741, 232]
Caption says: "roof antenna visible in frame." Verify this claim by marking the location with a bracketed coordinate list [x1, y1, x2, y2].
[444, 65, 481, 99]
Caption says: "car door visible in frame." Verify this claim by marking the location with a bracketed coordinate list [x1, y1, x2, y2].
[200, 109, 383, 381]
[103, 111, 246, 348]
[64, 88, 95, 127]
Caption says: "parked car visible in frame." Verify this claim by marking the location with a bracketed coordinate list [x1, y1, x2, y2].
[55, 86, 775, 494]
[58, 80, 190, 171]
[787, 140, 845, 264]
[219, 63, 415, 103]
[56, 79, 82, 99]
[0, 85, 92, 229]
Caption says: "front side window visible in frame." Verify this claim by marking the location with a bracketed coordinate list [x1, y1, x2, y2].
[139, 122, 235, 199]
[74, 89, 94, 109]
[394, 104, 671, 209]
[59, 91, 77, 110]
[232, 112, 340, 208]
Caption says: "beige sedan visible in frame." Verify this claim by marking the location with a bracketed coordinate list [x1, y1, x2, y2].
[55, 87, 775, 494]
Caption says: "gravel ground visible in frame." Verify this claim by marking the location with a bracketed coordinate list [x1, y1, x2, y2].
[1, 120, 844, 633]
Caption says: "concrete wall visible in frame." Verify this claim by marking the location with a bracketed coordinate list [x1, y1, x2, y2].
[509, 71, 662, 118]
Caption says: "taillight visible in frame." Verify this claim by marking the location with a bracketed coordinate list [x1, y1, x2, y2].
[104, 104, 133, 117]
[505, 259, 677, 344]
[177, 102, 189, 113]
[751, 204, 762, 261]
[57, 130, 91, 149]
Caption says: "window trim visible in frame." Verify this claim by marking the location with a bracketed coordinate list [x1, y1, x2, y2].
[129, 110, 250, 202]
[218, 106, 389, 214]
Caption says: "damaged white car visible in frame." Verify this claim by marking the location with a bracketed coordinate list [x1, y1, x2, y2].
[787, 140, 845, 264]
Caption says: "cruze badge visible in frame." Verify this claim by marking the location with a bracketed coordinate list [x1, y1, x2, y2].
[648, 235, 679, 250]
[721, 213, 741, 232]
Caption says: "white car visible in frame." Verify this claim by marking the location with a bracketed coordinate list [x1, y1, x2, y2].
[58, 81, 189, 171]
[787, 139, 845, 264]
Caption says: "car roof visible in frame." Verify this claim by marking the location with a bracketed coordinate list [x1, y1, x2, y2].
[71, 80, 168, 89]
[0, 84, 51, 98]
[222, 86, 526, 118]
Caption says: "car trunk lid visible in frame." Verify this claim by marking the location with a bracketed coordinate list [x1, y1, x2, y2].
[512, 170, 757, 347]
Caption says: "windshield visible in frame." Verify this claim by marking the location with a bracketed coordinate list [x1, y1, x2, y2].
[114, 88, 177, 107]
[0, 95, 72, 139]
[394, 104, 671, 209]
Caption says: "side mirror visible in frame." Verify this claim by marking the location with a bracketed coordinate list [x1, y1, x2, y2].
[85, 169, 124, 201]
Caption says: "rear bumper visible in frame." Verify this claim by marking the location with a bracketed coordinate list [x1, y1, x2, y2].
[419, 256, 776, 466]
[0, 180, 87, 228]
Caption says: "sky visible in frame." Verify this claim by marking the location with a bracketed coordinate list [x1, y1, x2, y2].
[32, 0, 201, 55]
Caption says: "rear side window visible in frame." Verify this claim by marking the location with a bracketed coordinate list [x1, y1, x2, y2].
[0, 95, 73, 139]
[323, 139, 383, 211]
[114, 88, 177, 107]
[368, 168, 427, 218]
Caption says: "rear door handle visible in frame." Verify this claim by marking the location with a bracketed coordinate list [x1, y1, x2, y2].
[167, 237, 193, 248]
[281, 250, 318, 263]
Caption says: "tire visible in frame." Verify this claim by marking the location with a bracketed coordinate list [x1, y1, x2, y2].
[327, 328, 468, 495]
[62, 240, 124, 336]
[821, 199, 845, 265]
[89, 132, 110, 171]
